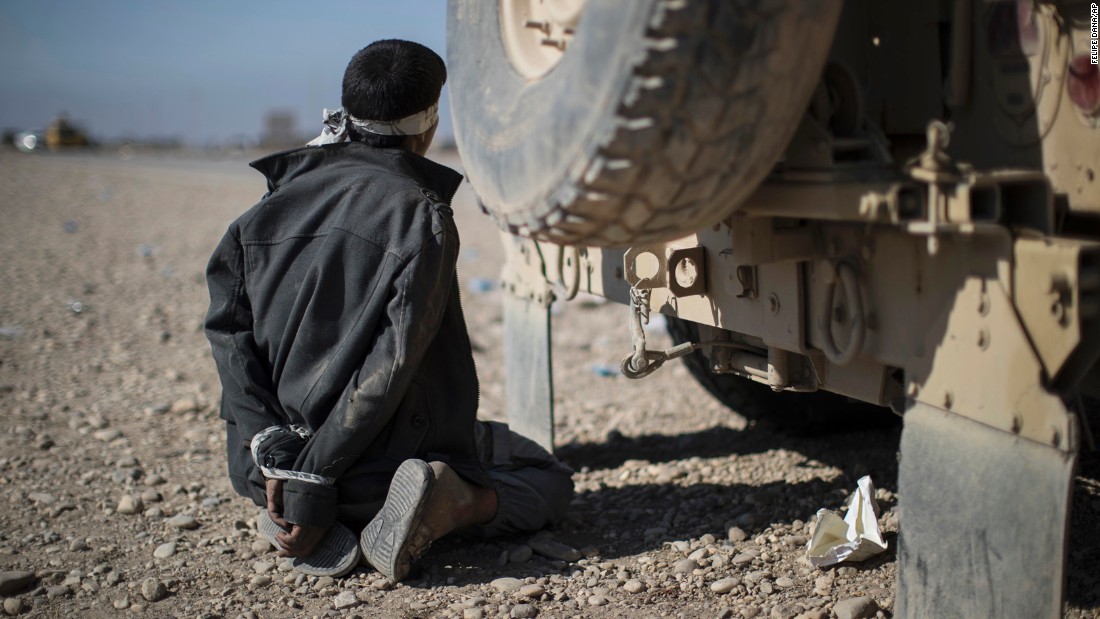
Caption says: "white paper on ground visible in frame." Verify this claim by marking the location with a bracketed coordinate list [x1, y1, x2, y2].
[805, 475, 887, 567]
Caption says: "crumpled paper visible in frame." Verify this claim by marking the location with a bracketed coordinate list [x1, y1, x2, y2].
[806, 475, 887, 567]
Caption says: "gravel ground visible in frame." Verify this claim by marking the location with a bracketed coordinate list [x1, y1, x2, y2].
[0, 148, 1097, 619]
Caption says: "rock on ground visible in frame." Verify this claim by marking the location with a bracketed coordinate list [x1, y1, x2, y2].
[833, 596, 880, 619]
[0, 571, 36, 596]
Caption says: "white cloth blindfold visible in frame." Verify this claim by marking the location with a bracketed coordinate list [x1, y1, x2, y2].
[307, 102, 438, 146]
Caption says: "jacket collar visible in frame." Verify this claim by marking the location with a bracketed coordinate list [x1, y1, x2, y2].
[249, 142, 464, 204]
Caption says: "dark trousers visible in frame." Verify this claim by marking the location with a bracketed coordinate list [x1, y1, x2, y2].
[229, 420, 574, 535]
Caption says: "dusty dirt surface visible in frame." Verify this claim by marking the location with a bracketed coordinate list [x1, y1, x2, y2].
[0, 148, 1097, 619]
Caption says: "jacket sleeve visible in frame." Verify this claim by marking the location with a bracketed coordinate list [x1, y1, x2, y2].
[281, 213, 458, 528]
[205, 225, 301, 483]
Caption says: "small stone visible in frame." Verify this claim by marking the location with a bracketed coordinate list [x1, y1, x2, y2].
[140, 489, 162, 503]
[251, 539, 273, 553]
[794, 611, 827, 619]
[93, 428, 123, 442]
[253, 561, 276, 574]
[528, 539, 581, 562]
[110, 597, 130, 610]
[0, 571, 36, 596]
[510, 604, 538, 618]
[312, 576, 335, 591]
[27, 492, 57, 505]
[833, 596, 880, 619]
[623, 579, 646, 594]
[140, 577, 166, 602]
[68, 539, 89, 552]
[508, 544, 533, 563]
[116, 496, 143, 515]
[710, 577, 741, 594]
[775, 576, 795, 588]
[111, 470, 139, 484]
[46, 585, 71, 599]
[732, 552, 756, 565]
[464, 609, 485, 619]
[814, 575, 832, 591]
[4, 597, 27, 615]
[491, 577, 524, 593]
[86, 415, 109, 429]
[673, 558, 698, 574]
[371, 578, 394, 591]
[170, 398, 199, 414]
[770, 604, 800, 619]
[116, 455, 139, 467]
[517, 583, 545, 598]
[587, 595, 609, 607]
[728, 527, 748, 543]
[249, 575, 272, 587]
[153, 542, 176, 559]
[333, 590, 358, 610]
[166, 514, 199, 530]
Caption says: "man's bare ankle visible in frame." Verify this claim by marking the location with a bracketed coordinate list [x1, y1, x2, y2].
[472, 486, 499, 525]
[426, 462, 498, 530]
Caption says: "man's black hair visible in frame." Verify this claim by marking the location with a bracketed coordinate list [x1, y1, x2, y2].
[341, 39, 446, 148]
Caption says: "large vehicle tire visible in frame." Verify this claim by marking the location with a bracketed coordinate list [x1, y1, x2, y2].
[666, 316, 900, 435]
[447, 0, 842, 246]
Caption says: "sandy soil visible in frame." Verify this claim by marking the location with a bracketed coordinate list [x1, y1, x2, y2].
[0, 148, 1097, 619]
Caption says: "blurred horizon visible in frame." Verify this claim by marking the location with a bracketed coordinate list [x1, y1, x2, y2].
[0, 0, 452, 148]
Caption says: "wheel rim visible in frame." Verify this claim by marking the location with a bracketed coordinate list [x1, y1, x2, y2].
[499, 0, 586, 79]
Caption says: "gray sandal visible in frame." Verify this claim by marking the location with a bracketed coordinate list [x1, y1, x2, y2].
[256, 509, 360, 578]
[359, 459, 435, 581]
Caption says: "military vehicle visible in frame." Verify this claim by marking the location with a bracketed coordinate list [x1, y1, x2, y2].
[447, 1, 1100, 616]
[13, 116, 90, 152]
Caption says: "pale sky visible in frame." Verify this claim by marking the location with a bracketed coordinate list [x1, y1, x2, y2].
[0, 1, 451, 145]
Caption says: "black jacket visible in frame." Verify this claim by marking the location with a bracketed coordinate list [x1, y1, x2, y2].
[205, 143, 489, 528]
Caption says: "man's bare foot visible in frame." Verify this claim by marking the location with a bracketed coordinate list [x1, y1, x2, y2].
[360, 459, 498, 581]
[421, 461, 498, 541]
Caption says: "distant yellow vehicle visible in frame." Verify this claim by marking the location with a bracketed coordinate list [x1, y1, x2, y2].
[14, 116, 90, 152]
[44, 116, 88, 150]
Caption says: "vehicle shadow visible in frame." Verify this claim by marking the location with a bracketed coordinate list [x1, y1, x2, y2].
[413, 423, 902, 591]
[419, 476, 897, 592]
[417, 420, 1097, 611]
[555, 423, 902, 486]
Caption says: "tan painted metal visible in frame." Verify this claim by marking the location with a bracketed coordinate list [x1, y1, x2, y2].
[499, 1, 1100, 452]
[1013, 238, 1100, 384]
[491, 2, 1099, 616]
[498, 0, 584, 79]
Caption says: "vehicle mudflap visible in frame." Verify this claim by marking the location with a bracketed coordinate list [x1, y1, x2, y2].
[896, 402, 1076, 618]
[502, 291, 555, 452]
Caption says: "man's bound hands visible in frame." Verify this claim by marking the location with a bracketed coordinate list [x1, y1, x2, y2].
[265, 478, 328, 559]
